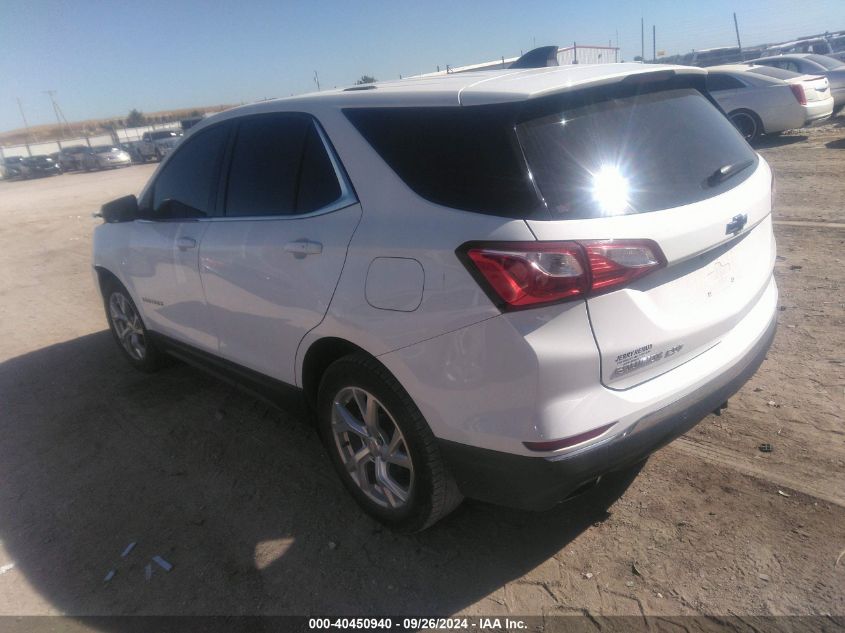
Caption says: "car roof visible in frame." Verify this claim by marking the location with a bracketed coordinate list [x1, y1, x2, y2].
[754, 54, 813, 61]
[707, 64, 774, 74]
[215, 63, 706, 112]
[704, 64, 790, 84]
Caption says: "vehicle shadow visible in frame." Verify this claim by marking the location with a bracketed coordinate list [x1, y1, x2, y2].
[0, 332, 641, 622]
[825, 137, 845, 149]
[751, 134, 808, 149]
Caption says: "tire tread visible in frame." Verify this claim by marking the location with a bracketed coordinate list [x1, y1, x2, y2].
[319, 352, 463, 531]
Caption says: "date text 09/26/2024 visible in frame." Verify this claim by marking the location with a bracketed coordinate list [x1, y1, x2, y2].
[308, 617, 529, 630]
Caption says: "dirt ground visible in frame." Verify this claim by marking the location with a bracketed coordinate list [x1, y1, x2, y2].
[0, 118, 843, 624]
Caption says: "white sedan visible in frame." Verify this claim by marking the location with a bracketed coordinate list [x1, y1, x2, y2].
[706, 64, 834, 140]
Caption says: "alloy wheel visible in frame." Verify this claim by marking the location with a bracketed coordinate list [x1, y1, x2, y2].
[109, 292, 146, 361]
[731, 112, 757, 141]
[331, 386, 414, 509]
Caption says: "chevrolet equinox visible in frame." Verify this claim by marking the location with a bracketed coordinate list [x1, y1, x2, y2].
[93, 64, 778, 531]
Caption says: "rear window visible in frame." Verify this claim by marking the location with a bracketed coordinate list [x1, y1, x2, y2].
[516, 89, 758, 219]
[806, 54, 844, 70]
[748, 66, 800, 80]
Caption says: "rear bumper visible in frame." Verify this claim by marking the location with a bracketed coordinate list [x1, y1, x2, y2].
[804, 98, 834, 123]
[438, 314, 777, 511]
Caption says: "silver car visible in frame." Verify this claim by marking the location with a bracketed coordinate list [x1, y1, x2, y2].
[751, 54, 845, 112]
[83, 146, 132, 171]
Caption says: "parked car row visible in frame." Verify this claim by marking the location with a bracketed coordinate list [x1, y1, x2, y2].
[751, 53, 845, 112]
[1, 155, 61, 179]
[2, 132, 184, 180]
[707, 63, 835, 140]
[668, 32, 845, 67]
[3, 145, 138, 180]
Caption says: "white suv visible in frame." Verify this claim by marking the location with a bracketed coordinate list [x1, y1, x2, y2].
[93, 64, 778, 531]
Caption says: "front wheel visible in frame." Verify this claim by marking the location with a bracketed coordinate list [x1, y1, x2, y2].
[104, 282, 165, 372]
[317, 353, 462, 532]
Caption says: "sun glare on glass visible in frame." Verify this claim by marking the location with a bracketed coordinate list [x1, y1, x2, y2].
[592, 165, 630, 215]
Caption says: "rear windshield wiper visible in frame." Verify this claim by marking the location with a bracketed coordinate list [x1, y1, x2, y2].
[705, 159, 754, 188]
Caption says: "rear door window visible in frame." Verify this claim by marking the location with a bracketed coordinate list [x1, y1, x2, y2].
[516, 88, 758, 219]
[296, 123, 343, 213]
[225, 114, 346, 217]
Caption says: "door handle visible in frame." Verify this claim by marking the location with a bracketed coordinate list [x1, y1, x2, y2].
[284, 239, 323, 257]
[177, 237, 197, 251]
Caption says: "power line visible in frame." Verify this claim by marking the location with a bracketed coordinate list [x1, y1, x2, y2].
[44, 90, 71, 138]
[15, 98, 33, 155]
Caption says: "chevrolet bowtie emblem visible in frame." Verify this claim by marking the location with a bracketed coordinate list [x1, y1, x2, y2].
[725, 213, 748, 235]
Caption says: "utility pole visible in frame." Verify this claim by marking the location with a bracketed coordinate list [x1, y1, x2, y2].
[615, 29, 620, 62]
[640, 18, 644, 61]
[313, 71, 321, 92]
[733, 12, 743, 52]
[16, 97, 33, 155]
[653, 24, 656, 61]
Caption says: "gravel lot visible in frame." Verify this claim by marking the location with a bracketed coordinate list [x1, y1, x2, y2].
[0, 118, 843, 622]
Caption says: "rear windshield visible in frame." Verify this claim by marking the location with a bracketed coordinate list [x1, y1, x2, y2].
[748, 66, 800, 80]
[516, 89, 758, 219]
[346, 86, 757, 219]
[806, 54, 844, 70]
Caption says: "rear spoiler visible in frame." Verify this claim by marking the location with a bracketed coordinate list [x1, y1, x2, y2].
[509, 67, 714, 122]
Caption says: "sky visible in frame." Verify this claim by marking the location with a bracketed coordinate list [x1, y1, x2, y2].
[1, 0, 844, 132]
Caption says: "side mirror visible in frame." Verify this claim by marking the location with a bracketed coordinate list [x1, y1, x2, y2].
[99, 194, 139, 223]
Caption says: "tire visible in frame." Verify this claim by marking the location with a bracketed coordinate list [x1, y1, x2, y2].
[103, 280, 165, 373]
[316, 353, 463, 532]
[729, 109, 763, 141]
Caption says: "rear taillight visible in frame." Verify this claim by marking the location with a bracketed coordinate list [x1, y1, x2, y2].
[459, 239, 666, 311]
[582, 241, 665, 291]
[790, 84, 807, 105]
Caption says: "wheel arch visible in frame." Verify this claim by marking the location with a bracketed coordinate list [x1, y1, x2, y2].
[728, 108, 765, 137]
[94, 266, 122, 298]
[300, 336, 375, 409]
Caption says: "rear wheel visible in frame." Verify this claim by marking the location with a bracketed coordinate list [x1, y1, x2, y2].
[103, 281, 165, 372]
[729, 109, 763, 141]
[316, 353, 462, 532]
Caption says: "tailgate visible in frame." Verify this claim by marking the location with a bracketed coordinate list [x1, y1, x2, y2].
[518, 86, 776, 389]
[790, 75, 830, 101]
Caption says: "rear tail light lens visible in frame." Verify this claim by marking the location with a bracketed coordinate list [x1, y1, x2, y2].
[459, 239, 666, 311]
[790, 84, 807, 105]
[464, 243, 588, 308]
[583, 241, 664, 291]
